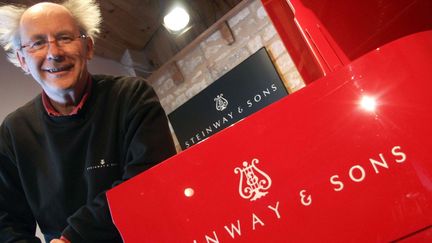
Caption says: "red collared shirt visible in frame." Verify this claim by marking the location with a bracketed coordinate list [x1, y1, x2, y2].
[41, 77, 92, 116]
[60, 236, 71, 243]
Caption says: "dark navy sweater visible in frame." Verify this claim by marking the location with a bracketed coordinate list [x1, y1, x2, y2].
[0, 75, 176, 242]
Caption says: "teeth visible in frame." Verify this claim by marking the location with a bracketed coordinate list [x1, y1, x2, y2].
[47, 67, 64, 73]
[44, 65, 72, 73]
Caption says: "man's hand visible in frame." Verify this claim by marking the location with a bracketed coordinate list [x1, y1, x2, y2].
[50, 240, 66, 243]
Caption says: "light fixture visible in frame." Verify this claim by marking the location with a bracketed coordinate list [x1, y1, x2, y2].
[163, 6, 190, 32]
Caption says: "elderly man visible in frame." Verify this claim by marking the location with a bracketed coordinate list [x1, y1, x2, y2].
[0, 0, 176, 242]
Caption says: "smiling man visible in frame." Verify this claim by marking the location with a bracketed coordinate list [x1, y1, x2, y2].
[0, 1, 176, 242]
[17, 2, 93, 115]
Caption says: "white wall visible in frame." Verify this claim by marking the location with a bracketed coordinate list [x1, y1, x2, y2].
[0, 54, 40, 122]
[0, 52, 130, 122]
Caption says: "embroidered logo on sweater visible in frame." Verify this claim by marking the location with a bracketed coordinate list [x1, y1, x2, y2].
[86, 159, 118, 171]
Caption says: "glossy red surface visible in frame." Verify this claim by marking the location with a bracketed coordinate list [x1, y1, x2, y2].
[262, 0, 432, 83]
[261, 0, 323, 83]
[107, 31, 432, 242]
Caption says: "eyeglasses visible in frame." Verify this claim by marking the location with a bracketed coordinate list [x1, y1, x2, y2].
[20, 34, 88, 53]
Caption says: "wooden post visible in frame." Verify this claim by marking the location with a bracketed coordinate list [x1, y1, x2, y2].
[219, 21, 235, 45]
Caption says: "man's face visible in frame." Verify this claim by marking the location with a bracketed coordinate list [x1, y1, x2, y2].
[16, 4, 94, 98]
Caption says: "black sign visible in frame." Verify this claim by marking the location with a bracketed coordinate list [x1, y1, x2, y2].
[168, 48, 288, 150]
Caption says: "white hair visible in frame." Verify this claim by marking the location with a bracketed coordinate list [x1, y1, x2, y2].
[0, 4, 25, 67]
[0, 0, 102, 67]
[62, 0, 102, 41]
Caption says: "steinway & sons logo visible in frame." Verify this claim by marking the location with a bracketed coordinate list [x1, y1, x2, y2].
[193, 145, 408, 243]
[86, 159, 118, 171]
[235, 158, 272, 201]
[215, 94, 229, 111]
[184, 84, 280, 149]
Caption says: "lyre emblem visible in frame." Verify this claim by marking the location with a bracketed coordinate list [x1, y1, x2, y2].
[214, 93, 228, 111]
[234, 158, 272, 201]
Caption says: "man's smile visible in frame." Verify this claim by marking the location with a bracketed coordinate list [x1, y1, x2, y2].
[43, 64, 73, 73]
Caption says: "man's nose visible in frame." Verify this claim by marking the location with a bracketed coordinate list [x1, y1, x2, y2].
[46, 40, 65, 61]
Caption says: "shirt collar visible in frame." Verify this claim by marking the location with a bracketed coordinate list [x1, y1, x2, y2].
[42, 76, 92, 117]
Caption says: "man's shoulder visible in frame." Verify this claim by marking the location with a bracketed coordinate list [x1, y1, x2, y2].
[92, 74, 151, 89]
[91, 74, 155, 101]
[3, 95, 41, 125]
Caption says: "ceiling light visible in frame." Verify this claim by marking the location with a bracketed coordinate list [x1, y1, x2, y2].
[163, 6, 190, 32]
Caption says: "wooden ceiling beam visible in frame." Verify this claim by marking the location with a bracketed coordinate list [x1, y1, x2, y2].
[99, 1, 157, 48]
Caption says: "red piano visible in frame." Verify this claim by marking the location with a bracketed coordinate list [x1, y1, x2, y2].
[107, 0, 432, 242]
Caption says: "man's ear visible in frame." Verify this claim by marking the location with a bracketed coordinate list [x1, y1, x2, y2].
[86, 38, 94, 60]
[16, 51, 29, 73]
